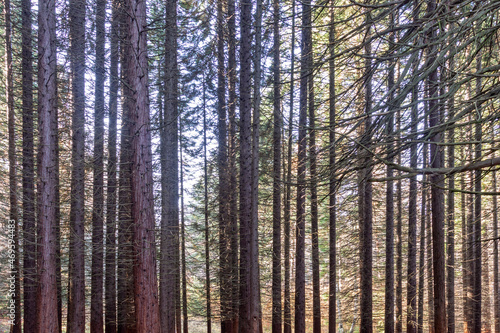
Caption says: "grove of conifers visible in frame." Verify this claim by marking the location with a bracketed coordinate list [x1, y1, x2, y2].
[1, 0, 500, 331]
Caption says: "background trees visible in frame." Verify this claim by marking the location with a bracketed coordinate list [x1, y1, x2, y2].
[1, 0, 500, 332]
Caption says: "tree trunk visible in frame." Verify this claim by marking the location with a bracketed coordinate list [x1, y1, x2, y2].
[126, 0, 161, 327]
[5, 0, 21, 329]
[359, 5, 373, 332]
[117, 6, 136, 329]
[91, 0, 106, 329]
[493, 164, 500, 333]
[418, 117, 428, 333]
[105, 0, 119, 330]
[427, 0, 446, 329]
[67, 0, 86, 328]
[161, 0, 180, 330]
[271, 0, 282, 330]
[36, 0, 60, 328]
[472, 55, 483, 333]
[295, 0, 311, 330]
[407, 20, 418, 332]
[328, 3, 337, 332]
[217, 0, 231, 330]
[203, 77, 212, 333]
[239, 0, 259, 330]
[385, 12, 395, 333]
[180, 116, 188, 333]
[284, 2, 296, 332]
[22, 0, 36, 328]
[227, 0, 239, 328]
[396, 109, 403, 333]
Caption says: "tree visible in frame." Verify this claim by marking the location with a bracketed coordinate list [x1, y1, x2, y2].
[67, 0, 86, 328]
[36, 0, 60, 328]
[105, 0, 119, 330]
[295, 0, 311, 330]
[5, 0, 21, 329]
[359, 3, 373, 332]
[161, 0, 180, 330]
[91, 0, 106, 329]
[328, 2, 336, 333]
[21, 0, 36, 329]
[125, 0, 162, 328]
[427, 0, 446, 330]
[271, 0, 282, 329]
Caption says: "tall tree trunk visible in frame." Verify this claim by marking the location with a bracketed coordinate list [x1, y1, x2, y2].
[328, 3, 337, 332]
[91, 0, 106, 329]
[427, 0, 446, 329]
[418, 117, 428, 333]
[493, 162, 500, 333]
[284, 2, 296, 332]
[446, 17, 456, 331]
[126, 0, 161, 327]
[105, 0, 119, 330]
[271, 0, 282, 330]
[295, 0, 311, 330]
[36, 0, 59, 328]
[227, 0, 239, 328]
[407, 17, 419, 331]
[5, 0, 21, 329]
[67, 0, 86, 328]
[117, 7, 136, 329]
[396, 109, 403, 333]
[161, 0, 180, 330]
[217, 0, 231, 330]
[239, 0, 259, 330]
[426, 83, 434, 333]
[180, 115, 188, 333]
[385, 11, 395, 333]
[203, 77, 212, 333]
[472, 54, 483, 333]
[252, 1, 263, 329]
[117, 5, 136, 328]
[22, 0, 36, 328]
[359, 5, 373, 332]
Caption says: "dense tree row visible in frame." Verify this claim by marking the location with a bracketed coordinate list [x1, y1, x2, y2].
[1, 0, 500, 332]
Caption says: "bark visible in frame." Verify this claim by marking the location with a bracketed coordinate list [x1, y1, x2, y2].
[217, 0, 231, 330]
[396, 110, 403, 333]
[5, 0, 21, 330]
[284, 2, 296, 332]
[252, 0, 263, 329]
[328, 3, 337, 333]
[92, 0, 106, 329]
[105, 0, 119, 330]
[295, 0, 311, 330]
[117, 6, 136, 329]
[161, 0, 180, 330]
[36, 0, 60, 328]
[493, 166, 500, 333]
[417, 122, 428, 333]
[446, 21, 456, 331]
[271, 0, 282, 330]
[67, 0, 86, 328]
[180, 120, 188, 333]
[126, 0, 161, 328]
[203, 78, 212, 333]
[428, 0, 446, 329]
[22, 0, 36, 329]
[239, 0, 259, 330]
[407, 27, 418, 333]
[359, 6, 373, 332]
[227, 0, 239, 328]
[472, 55, 482, 333]
[385, 12, 395, 333]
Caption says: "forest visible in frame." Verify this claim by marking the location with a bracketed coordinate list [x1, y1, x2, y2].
[1, 0, 500, 331]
